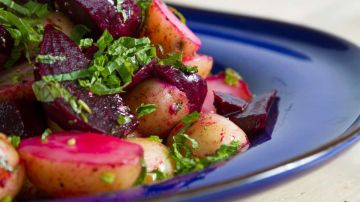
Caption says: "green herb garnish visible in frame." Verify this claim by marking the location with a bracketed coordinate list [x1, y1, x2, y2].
[148, 135, 162, 143]
[8, 136, 20, 149]
[160, 53, 198, 74]
[134, 159, 147, 186]
[224, 68, 242, 86]
[100, 172, 115, 184]
[152, 169, 168, 181]
[32, 80, 92, 122]
[41, 128, 52, 143]
[136, 103, 156, 118]
[79, 38, 94, 49]
[35, 54, 66, 64]
[169, 112, 240, 175]
[1, 195, 13, 202]
[117, 115, 131, 125]
[115, 0, 128, 22]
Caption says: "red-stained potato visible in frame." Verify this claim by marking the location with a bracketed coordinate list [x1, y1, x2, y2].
[144, 0, 201, 57]
[0, 134, 25, 199]
[127, 138, 174, 184]
[183, 54, 213, 79]
[18, 132, 143, 197]
[124, 78, 190, 138]
[168, 113, 249, 158]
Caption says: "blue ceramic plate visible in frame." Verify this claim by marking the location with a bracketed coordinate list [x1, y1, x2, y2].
[48, 6, 360, 202]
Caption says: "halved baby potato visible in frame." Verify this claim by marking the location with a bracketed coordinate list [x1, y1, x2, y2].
[168, 113, 249, 158]
[127, 137, 174, 184]
[18, 132, 143, 197]
[0, 134, 25, 200]
[183, 54, 214, 79]
[124, 78, 191, 138]
[144, 0, 201, 57]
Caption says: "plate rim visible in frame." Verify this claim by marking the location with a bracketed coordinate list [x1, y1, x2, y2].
[143, 5, 360, 201]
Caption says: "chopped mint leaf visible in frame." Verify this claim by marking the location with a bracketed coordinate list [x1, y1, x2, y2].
[23, 1, 49, 18]
[115, 0, 128, 22]
[136, 103, 156, 118]
[67, 138, 76, 146]
[8, 136, 20, 149]
[134, 159, 147, 186]
[35, 54, 66, 64]
[95, 30, 113, 57]
[117, 115, 131, 125]
[224, 68, 242, 86]
[79, 38, 93, 49]
[32, 80, 91, 122]
[0, 0, 30, 16]
[160, 53, 198, 74]
[200, 141, 240, 166]
[0, 8, 44, 67]
[152, 169, 167, 181]
[70, 24, 91, 44]
[182, 112, 200, 125]
[42, 69, 91, 82]
[41, 128, 52, 143]
[148, 135, 162, 143]
[100, 172, 115, 184]
[168, 6, 186, 24]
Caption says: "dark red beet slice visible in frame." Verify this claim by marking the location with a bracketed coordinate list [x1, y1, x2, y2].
[203, 73, 252, 112]
[153, 66, 207, 112]
[213, 91, 248, 116]
[228, 90, 277, 136]
[36, 25, 137, 137]
[0, 23, 14, 67]
[83, 45, 99, 60]
[0, 101, 46, 137]
[124, 60, 156, 91]
[55, 0, 142, 38]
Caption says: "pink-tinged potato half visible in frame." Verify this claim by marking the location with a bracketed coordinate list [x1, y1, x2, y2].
[183, 54, 214, 79]
[18, 132, 143, 197]
[124, 78, 190, 138]
[202, 73, 252, 112]
[0, 134, 25, 199]
[127, 138, 174, 184]
[144, 0, 201, 57]
[168, 113, 249, 158]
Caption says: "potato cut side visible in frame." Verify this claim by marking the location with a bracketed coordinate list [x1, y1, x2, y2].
[19, 132, 143, 197]
[183, 54, 214, 79]
[144, 0, 201, 57]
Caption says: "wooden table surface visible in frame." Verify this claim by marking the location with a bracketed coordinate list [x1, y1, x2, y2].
[167, 1, 360, 201]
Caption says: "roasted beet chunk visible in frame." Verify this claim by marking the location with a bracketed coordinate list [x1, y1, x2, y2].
[213, 91, 248, 116]
[0, 23, 14, 67]
[125, 60, 156, 91]
[228, 90, 278, 136]
[154, 66, 207, 112]
[35, 25, 137, 137]
[55, 0, 142, 38]
[0, 101, 46, 137]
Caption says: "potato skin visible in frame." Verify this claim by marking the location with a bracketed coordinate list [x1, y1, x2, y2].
[127, 138, 174, 184]
[20, 153, 141, 197]
[168, 113, 249, 158]
[0, 134, 25, 199]
[144, 0, 201, 57]
[124, 79, 190, 138]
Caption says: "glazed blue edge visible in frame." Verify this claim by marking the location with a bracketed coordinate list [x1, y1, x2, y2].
[39, 5, 360, 202]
